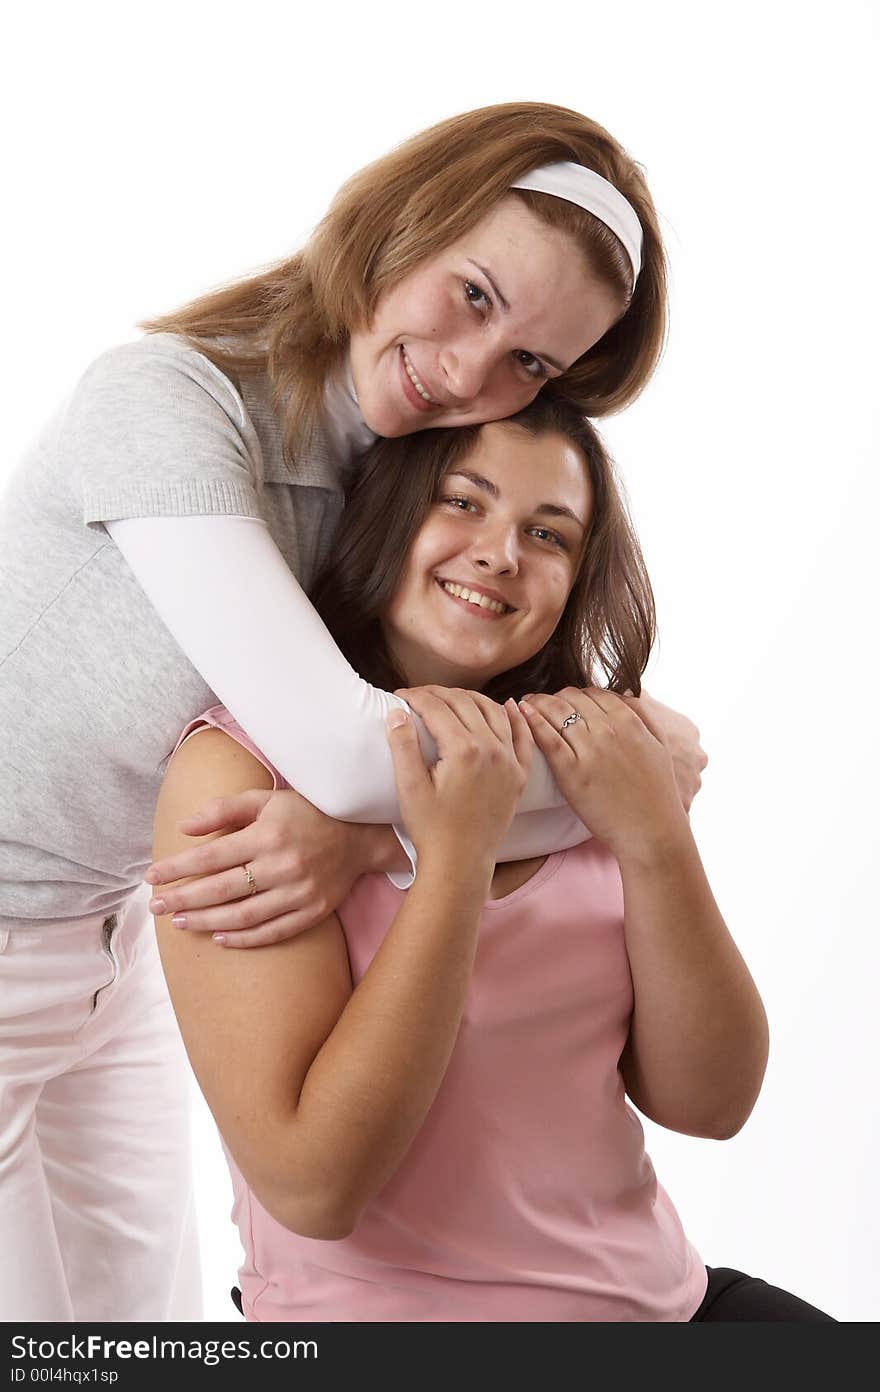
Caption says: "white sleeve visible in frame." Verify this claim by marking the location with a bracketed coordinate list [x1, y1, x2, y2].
[106, 514, 590, 860]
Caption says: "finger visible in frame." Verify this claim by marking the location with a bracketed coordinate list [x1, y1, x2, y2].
[556, 686, 618, 731]
[471, 691, 516, 744]
[505, 698, 535, 771]
[565, 686, 622, 717]
[395, 688, 485, 750]
[386, 709, 431, 798]
[148, 862, 270, 916]
[518, 699, 578, 765]
[211, 907, 332, 949]
[519, 691, 589, 734]
[177, 788, 273, 834]
[145, 825, 262, 886]
[162, 888, 312, 935]
[435, 688, 513, 744]
[617, 693, 668, 745]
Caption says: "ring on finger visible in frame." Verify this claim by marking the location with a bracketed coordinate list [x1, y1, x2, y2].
[242, 863, 258, 897]
[560, 712, 583, 732]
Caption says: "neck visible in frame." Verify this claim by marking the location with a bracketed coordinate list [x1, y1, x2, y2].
[321, 353, 377, 465]
[384, 640, 489, 694]
[408, 667, 486, 691]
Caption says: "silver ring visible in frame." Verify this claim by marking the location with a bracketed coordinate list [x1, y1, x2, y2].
[560, 712, 582, 731]
[242, 864, 258, 897]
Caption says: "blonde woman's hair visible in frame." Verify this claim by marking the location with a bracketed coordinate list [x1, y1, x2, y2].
[141, 102, 667, 460]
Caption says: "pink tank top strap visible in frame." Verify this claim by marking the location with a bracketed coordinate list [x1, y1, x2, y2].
[173, 706, 288, 790]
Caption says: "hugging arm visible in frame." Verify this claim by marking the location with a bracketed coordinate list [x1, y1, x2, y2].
[110, 513, 582, 839]
[153, 725, 497, 1236]
[134, 519, 706, 934]
[84, 340, 705, 922]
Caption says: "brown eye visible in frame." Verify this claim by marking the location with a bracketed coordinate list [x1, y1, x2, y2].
[514, 350, 547, 380]
[529, 526, 566, 548]
[464, 280, 491, 312]
[440, 495, 478, 513]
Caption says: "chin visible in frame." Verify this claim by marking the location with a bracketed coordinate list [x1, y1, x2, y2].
[380, 419, 418, 439]
[360, 399, 411, 440]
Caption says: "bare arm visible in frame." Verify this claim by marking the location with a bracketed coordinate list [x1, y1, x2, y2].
[521, 687, 768, 1140]
[153, 693, 530, 1236]
[616, 827, 769, 1139]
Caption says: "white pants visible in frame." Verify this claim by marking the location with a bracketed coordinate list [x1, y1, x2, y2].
[0, 886, 202, 1321]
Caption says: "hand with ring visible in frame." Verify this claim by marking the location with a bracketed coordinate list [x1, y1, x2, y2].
[147, 783, 383, 948]
[518, 686, 691, 864]
[521, 684, 707, 813]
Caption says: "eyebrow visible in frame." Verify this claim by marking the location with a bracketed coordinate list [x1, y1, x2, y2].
[446, 469, 587, 531]
[466, 260, 567, 374]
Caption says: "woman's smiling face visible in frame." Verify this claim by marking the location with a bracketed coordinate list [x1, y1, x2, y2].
[349, 195, 622, 438]
[381, 420, 592, 690]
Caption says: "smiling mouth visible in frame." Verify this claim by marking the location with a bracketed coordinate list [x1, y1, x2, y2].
[401, 346, 441, 406]
[436, 578, 514, 616]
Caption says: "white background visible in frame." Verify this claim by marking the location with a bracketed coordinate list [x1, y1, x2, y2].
[4, 0, 878, 1323]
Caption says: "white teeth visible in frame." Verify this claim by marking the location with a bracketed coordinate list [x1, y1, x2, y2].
[440, 581, 508, 614]
[402, 348, 439, 404]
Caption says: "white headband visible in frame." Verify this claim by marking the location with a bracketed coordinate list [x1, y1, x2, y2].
[511, 161, 643, 287]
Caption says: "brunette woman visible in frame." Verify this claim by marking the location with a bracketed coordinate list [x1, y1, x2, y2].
[154, 399, 833, 1321]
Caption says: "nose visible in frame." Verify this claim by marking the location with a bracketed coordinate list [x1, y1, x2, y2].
[438, 335, 497, 403]
[470, 518, 520, 576]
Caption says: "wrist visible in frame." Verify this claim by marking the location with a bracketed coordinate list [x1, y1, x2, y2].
[416, 841, 495, 896]
[355, 823, 410, 876]
[613, 815, 695, 873]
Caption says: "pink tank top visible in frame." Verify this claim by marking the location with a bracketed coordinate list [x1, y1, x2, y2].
[180, 707, 708, 1322]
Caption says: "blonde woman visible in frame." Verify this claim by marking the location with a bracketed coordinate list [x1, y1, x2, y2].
[0, 103, 705, 1321]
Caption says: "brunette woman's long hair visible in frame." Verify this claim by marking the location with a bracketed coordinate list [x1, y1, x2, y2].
[310, 395, 655, 701]
[140, 102, 667, 462]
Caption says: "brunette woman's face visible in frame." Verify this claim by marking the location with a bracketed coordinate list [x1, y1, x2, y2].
[381, 421, 592, 690]
[349, 196, 622, 438]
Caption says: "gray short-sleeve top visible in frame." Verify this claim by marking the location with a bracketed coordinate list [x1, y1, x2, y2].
[0, 333, 348, 925]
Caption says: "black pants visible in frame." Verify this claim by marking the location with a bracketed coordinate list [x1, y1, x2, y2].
[231, 1266, 838, 1322]
[688, 1266, 836, 1321]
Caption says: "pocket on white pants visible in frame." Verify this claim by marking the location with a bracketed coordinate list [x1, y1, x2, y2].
[88, 914, 121, 1016]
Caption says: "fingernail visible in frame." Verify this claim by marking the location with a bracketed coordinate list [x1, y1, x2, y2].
[149, 898, 167, 915]
[212, 934, 227, 945]
[387, 710, 407, 729]
[519, 700, 533, 714]
[172, 915, 187, 928]
[145, 869, 160, 885]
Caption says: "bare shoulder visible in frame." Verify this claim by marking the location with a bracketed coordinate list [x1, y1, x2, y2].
[154, 726, 274, 856]
[151, 725, 353, 1213]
